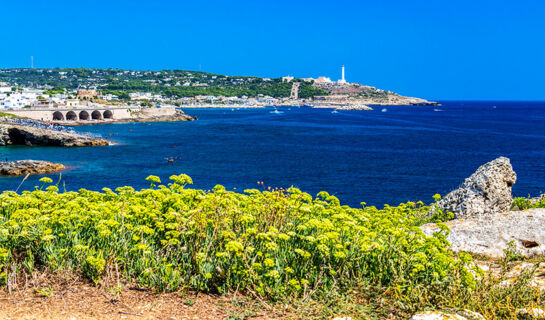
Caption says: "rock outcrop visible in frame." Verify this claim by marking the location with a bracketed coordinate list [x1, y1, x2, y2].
[517, 308, 545, 319]
[437, 157, 516, 218]
[409, 310, 485, 320]
[421, 208, 545, 258]
[125, 109, 197, 123]
[0, 124, 109, 147]
[0, 160, 65, 176]
[421, 156, 545, 258]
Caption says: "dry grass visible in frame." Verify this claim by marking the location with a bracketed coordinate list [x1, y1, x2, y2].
[0, 271, 304, 320]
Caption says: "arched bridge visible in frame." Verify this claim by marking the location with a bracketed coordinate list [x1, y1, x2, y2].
[4, 106, 135, 122]
[52, 109, 114, 121]
[4, 105, 174, 123]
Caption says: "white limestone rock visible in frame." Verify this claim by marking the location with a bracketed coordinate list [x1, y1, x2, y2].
[517, 308, 545, 319]
[409, 311, 467, 320]
[409, 310, 486, 320]
[421, 208, 545, 258]
[437, 157, 516, 219]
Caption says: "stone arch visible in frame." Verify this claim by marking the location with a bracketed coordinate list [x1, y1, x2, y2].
[103, 110, 113, 119]
[91, 110, 102, 120]
[66, 111, 77, 121]
[79, 111, 90, 121]
[52, 111, 64, 121]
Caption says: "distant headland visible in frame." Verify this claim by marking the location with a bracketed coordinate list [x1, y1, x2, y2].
[0, 68, 438, 120]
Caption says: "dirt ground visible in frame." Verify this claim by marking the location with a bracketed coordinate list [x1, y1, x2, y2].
[0, 281, 280, 320]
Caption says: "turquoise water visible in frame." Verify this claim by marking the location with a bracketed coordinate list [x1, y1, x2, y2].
[1, 101, 545, 207]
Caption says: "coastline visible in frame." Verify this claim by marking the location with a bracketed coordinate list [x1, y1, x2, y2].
[0, 123, 110, 147]
[55, 113, 196, 126]
[179, 104, 265, 109]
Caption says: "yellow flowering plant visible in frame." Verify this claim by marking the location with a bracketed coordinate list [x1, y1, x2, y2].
[0, 175, 476, 301]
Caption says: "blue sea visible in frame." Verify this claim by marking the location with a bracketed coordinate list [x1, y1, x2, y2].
[1, 101, 545, 207]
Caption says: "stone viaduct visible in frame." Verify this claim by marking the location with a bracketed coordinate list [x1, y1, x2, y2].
[5, 106, 136, 122]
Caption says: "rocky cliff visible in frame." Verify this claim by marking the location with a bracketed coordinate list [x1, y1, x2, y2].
[0, 124, 109, 147]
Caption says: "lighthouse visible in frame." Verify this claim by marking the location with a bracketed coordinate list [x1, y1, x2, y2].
[338, 65, 347, 84]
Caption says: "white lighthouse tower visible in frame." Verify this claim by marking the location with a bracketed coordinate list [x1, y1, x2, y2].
[338, 65, 347, 84]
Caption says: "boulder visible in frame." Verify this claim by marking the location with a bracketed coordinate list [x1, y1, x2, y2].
[437, 157, 516, 218]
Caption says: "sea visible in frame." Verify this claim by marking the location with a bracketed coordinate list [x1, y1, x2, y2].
[1, 101, 545, 207]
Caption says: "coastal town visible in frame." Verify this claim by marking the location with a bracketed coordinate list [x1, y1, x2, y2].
[0, 86, 194, 124]
[0, 66, 439, 123]
[0, 66, 440, 174]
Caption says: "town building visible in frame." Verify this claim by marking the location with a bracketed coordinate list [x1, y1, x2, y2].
[76, 90, 98, 99]
[282, 76, 294, 83]
[314, 76, 332, 84]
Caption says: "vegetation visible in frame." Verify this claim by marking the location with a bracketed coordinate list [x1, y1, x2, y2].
[0, 176, 542, 318]
[513, 195, 545, 210]
[43, 87, 65, 96]
[0, 112, 18, 119]
[0, 68, 328, 98]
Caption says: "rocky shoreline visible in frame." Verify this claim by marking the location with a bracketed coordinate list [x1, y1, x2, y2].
[0, 160, 65, 176]
[0, 124, 109, 147]
[313, 104, 374, 111]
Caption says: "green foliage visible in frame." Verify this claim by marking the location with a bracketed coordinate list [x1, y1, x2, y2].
[101, 89, 130, 100]
[502, 240, 524, 265]
[0, 68, 329, 99]
[0, 112, 18, 119]
[0, 175, 473, 302]
[43, 87, 65, 96]
[34, 286, 54, 297]
[83, 253, 106, 284]
[513, 195, 545, 210]
[103, 79, 327, 98]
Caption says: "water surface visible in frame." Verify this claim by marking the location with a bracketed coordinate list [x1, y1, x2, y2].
[1, 101, 545, 207]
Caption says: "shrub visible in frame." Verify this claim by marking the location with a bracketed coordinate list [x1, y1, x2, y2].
[0, 175, 473, 301]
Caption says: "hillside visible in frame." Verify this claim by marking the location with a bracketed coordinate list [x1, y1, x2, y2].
[0, 68, 437, 105]
[0, 68, 326, 99]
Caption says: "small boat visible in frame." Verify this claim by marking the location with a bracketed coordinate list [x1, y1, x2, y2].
[331, 109, 339, 114]
[381, 108, 387, 112]
[433, 108, 443, 112]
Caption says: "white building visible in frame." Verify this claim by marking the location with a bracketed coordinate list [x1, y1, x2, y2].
[0, 92, 37, 109]
[314, 76, 332, 84]
[282, 76, 294, 83]
[130, 92, 152, 100]
[99, 94, 119, 101]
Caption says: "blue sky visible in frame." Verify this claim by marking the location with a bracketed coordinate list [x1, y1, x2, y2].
[2, 0, 544, 100]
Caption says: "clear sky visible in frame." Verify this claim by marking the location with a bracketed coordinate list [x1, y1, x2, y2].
[2, 0, 544, 100]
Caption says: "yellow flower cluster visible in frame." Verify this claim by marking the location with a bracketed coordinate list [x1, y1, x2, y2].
[0, 174, 474, 299]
